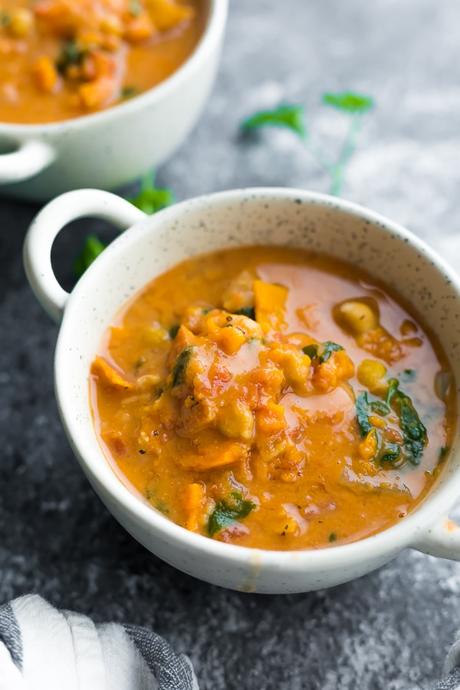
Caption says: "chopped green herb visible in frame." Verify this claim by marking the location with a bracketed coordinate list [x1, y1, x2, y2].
[129, 0, 142, 16]
[208, 492, 255, 537]
[302, 344, 318, 360]
[129, 173, 175, 214]
[171, 346, 193, 387]
[0, 11, 10, 26]
[401, 368, 416, 382]
[74, 234, 105, 278]
[328, 532, 337, 543]
[323, 91, 374, 114]
[56, 40, 86, 74]
[439, 446, 449, 461]
[234, 306, 256, 320]
[169, 324, 180, 339]
[241, 104, 307, 139]
[121, 85, 139, 100]
[355, 392, 373, 437]
[319, 341, 344, 363]
[155, 500, 169, 515]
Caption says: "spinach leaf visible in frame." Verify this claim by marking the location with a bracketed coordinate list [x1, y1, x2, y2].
[355, 392, 372, 438]
[379, 443, 401, 464]
[319, 341, 344, 363]
[74, 234, 105, 278]
[169, 324, 180, 339]
[171, 346, 193, 387]
[387, 380, 427, 465]
[57, 40, 86, 74]
[323, 91, 374, 114]
[234, 306, 256, 320]
[241, 104, 307, 139]
[208, 492, 255, 537]
[302, 344, 318, 359]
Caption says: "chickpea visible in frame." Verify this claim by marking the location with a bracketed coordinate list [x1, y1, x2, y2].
[336, 300, 378, 335]
[357, 358, 387, 393]
[9, 8, 34, 38]
[218, 400, 254, 441]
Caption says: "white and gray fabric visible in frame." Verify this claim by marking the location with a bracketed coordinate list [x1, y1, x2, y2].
[0, 595, 198, 690]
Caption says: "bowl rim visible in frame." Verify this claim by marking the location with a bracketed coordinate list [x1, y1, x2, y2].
[55, 187, 460, 573]
[0, 0, 227, 134]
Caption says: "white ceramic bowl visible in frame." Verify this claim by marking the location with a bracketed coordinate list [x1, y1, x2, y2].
[0, 0, 227, 201]
[24, 187, 460, 593]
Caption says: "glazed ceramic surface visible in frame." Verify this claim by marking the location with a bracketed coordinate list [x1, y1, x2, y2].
[0, 0, 227, 202]
[23, 187, 460, 593]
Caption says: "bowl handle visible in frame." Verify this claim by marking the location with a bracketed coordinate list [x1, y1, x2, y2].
[23, 189, 146, 323]
[413, 517, 460, 560]
[0, 140, 55, 183]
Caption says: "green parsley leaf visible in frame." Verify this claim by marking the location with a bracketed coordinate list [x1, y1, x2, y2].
[328, 532, 337, 543]
[241, 104, 307, 139]
[171, 346, 193, 387]
[129, 174, 175, 215]
[208, 492, 255, 537]
[319, 341, 344, 363]
[323, 91, 374, 114]
[74, 234, 105, 278]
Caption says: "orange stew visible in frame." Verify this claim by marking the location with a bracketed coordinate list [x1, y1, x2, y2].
[0, 0, 205, 123]
[90, 247, 455, 550]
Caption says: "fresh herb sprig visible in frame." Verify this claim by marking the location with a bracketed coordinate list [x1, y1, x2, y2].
[129, 173, 175, 214]
[240, 90, 374, 196]
[74, 172, 174, 278]
[74, 235, 106, 278]
[208, 492, 255, 537]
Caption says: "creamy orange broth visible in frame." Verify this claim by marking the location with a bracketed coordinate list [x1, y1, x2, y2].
[90, 247, 455, 550]
[0, 0, 205, 124]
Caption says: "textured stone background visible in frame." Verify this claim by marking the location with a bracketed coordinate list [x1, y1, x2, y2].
[1, 1, 460, 688]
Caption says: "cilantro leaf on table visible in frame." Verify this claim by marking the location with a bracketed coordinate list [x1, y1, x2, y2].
[129, 174, 175, 214]
[322, 91, 374, 114]
[208, 492, 255, 537]
[241, 104, 307, 139]
[74, 234, 105, 278]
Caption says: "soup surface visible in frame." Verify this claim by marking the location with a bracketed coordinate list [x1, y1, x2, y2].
[0, 0, 205, 124]
[91, 246, 455, 550]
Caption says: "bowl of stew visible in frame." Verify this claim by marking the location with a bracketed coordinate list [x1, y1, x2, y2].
[24, 187, 460, 593]
[0, 0, 227, 200]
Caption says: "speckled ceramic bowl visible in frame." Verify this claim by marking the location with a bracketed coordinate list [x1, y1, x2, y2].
[0, 0, 227, 201]
[23, 187, 460, 593]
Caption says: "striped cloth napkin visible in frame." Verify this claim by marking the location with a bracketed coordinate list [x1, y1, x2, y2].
[0, 595, 198, 690]
[1, 594, 460, 688]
